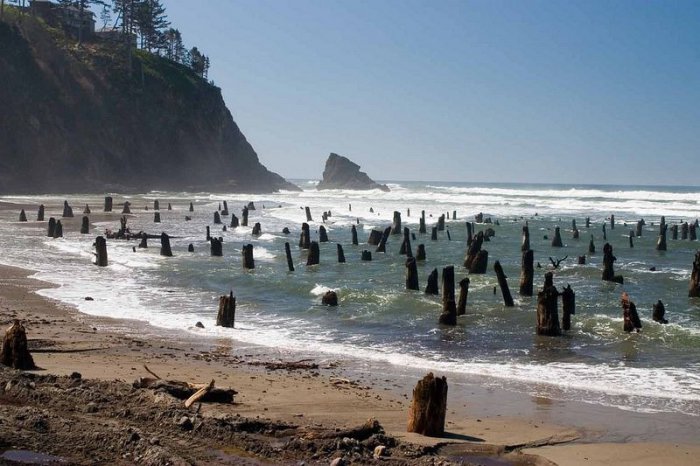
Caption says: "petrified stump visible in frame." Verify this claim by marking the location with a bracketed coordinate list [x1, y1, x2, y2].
[419, 211, 427, 234]
[585, 217, 590, 228]
[80, 216, 89, 234]
[407, 373, 447, 437]
[351, 225, 359, 245]
[241, 206, 249, 227]
[457, 277, 469, 316]
[578, 255, 586, 265]
[602, 223, 607, 241]
[213, 212, 222, 225]
[652, 300, 668, 324]
[37, 205, 45, 221]
[629, 231, 634, 248]
[425, 268, 439, 295]
[689, 251, 700, 297]
[536, 272, 561, 336]
[636, 221, 643, 237]
[53, 220, 63, 238]
[367, 229, 383, 245]
[376, 227, 391, 253]
[307, 241, 320, 266]
[122, 202, 131, 214]
[467, 222, 474, 246]
[322, 291, 338, 306]
[610, 215, 615, 230]
[206, 226, 211, 241]
[216, 291, 236, 328]
[138, 235, 147, 249]
[464, 231, 483, 270]
[221, 201, 229, 216]
[319, 225, 329, 242]
[475, 212, 484, 223]
[671, 224, 678, 240]
[361, 250, 372, 261]
[168, 203, 172, 211]
[189, 202, 194, 212]
[602, 243, 623, 284]
[453, 210, 457, 220]
[242, 244, 255, 269]
[305, 206, 313, 222]
[406, 257, 419, 290]
[19, 209, 27, 222]
[437, 214, 445, 231]
[494, 261, 514, 307]
[231, 214, 239, 228]
[588, 236, 595, 254]
[400, 227, 413, 257]
[691, 223, 697, 241]
[470, 250, 488, 274]
[682, 222, 689, 240]
[160, 233, 173, 257]
[300, 223, 311, 250]
[154, 200, 160, 211]
[1, 320, 36, 370]
[284, 242, 295, 271]
[104, 196, 113, 212]
[211, 237, 223, 256]
[551, 226, 563, 247]
[656, 224, 667, 251]
[154, 212, 161, 223]
[95, 236, 108, 266]
[519, 249, 534, 296]
[446, 229, 451, 241]
[247, 201, 256, 211]
[336, 244, 346, 263]
[438, 266, 456, 325]
[392, 211, 402, 235]
[252, 223, 262, 236]
[561, 284, 575, 331]
[416, 244, 426, 261]
[62, 201, 73, 218]
[621, 292, 642, 332]
[187, 244, 194, 252]
[431, 226, 438, 241]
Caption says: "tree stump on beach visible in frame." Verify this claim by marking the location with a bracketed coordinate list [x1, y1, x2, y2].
[407, 373, 447, 437]
[457, 277, 469, 315]
[284, 242, 295, 271]
[53, 220, 63, 238]
[305, 206, 313, 222]
[367, 229, 383, 246]
[578, 255, 586, 265]
[376, 227, 391, 253]
[520, 224, 530, 252]
[588, 236, 595, 254]
[610, 215, 615, 230]
[337, 244, 346, 263]
[319, 225, 329, 242]
[361, 250, 372, 261]
[351, 225, 358, 245]
[221, 201, 229, 216]
[1, 320, 36, 370]
[602, 243, 623, 284]
[689, 251, 700, 297]
[419, 211, 427, 234]
[670, 224, 678, 240]
[61, 201, 73, 218]
[551, 227, 563, 247]
[585, 217, 590, 229]
[405, 257, 419, 290]
[37, 205, 45, 221]
[467, 222, 474, 246]
[691, 223, 697, 241]
[464, 231, 483, 269]
[425, 268, 439, 295]
[168, 203, 172, 211]
[47, 217, 56, 237]
[160, 233, 173, 257]
[475, 212, 484, 223]
[19, 209, 27, 222]
[154, 212, 161, 223]
[322, 291, 338, 306]
[104, 197, 113, 212]
[307, 241, 320, 266]
[536, 272, 561, 336]
[187, 244, 194, 252]
[95, 236, 108, 266]
[210, 237, 223, 256]
[154, 200, 160, 211]
[652, 300, 668, 324]
[138, 234, 147, 249]
[416, 244, 426, 261]
[602, 223, 607, 241]
[494, 261, 514, 307]
[471, 250, 488, 274]
[400, 227, 413, 257]
[431, 226, 438, 241]
[656, 224, 667, 251]
[252, 223, 262, 236]
[80, 216, 89, 234]
[682, 222, 689, 240]
[629, 230, 634, 248]
[216, 292, 236, 328]
[242, 244, 255, 269]
[437, 214, 445, 231]
[621, 292, 642, 332]
[519, 249, 534, 296]
[438, 266, 457, 325]
[300, 223, 311, 250]
[241, 207, 249, 227]
[562, 284, 575, 331]
[206, 226, 211, 241]
[392, 211, 402, 235]
[189, 202, 194, 212]
[231, 214, 239, 228]
[122, 202, 131, 214]
[213, 211, 222, 225]
[636, 221, 643, 237]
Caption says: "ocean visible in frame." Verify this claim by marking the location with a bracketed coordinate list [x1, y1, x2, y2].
[1, 181, 699, 417]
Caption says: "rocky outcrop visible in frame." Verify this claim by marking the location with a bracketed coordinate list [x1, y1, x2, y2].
[0, 15, 298, 194]
[317, 153, 389, 191]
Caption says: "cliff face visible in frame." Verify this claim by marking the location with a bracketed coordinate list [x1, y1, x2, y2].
[317, 153, 389, 191]
[0, 14, 298, 194]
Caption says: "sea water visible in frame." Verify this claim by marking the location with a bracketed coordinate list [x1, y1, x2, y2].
[1, 181, 699, 417]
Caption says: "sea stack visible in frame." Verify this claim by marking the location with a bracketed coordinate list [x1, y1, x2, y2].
[316, 153, 390, 191]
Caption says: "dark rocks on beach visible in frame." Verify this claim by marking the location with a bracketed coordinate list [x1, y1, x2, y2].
[168, 203, 172, 211]
[95, 236, 108, 266]
[629, 230, 634, 248]
[652, 300, 668, 324]
[83, 204, 90, 214]
[407, 372, 447, 437]
[322, 291, 338, 306]
[690, 222, 697, 241]
[316, 153, 390, 191]
[216, 291, 236, 328]
[636, 221, 643, 237]
[1, 320, 36, 370]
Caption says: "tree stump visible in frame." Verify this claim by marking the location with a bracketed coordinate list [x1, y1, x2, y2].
[95, 236, 108, 266]
[319, 225, 329, 242]
[621, 292, 642, 332]
[241, 207, 249, 227]
[252, 223, 262, 236]
[588, 236, 595, 254]
[656, 224, 667, 251]
[561, 284, 575, 331]
[216, 292, 236, 328]
[425, 268, 439, 295]
[37, 205, 45, 221]
[431, 226, 438, 241]
[307, 241, 320, 266]
[19, 209, 27, 222]
[160, 233, 173, 257]
[407, 373, 447, 437]
[670, 224, 678, 240]
[122, 201, 131, 214]
[391, 211, 402, 235]
[475, 212, 484, 223]
[416, 244, 426, 261]
[400, 227, 413, 257]
[470, 250, 488, 274]
[536, 272, 561, 336]
[284, 242, 295, 271]
[419, 211, 427, 234]
[138, 235, 148, 249]
[1, 320, 36, 370]
[154, 200, 160, 211]
[682, 222, 689, 240]
[437, 214, 445, 231]
[242, 244, 255, 269]
[519, 224, 530, 251]
[351, 225, 358, 245]
[300, 223, 311, 250]
[104, 196, 113, 212]
[652, 300, 668, 324]
[602, 243, 623, 284]
[551, 226, 563, 247]
[585, 217, 590, 228]
[211, 237, 223, 256]
[189, 202, 194, 212]
[602, 223, 607, 241]
[405, 257, 419, 290]
[322, 291, 338, 306]
[519, 249, 534, 296]
[464, 231, 484, 271]
[231, 214, 239, 228]
[361, 250, 372, 261]
[439, 266, 456, 325]
[453, 210, 457, 220]
[494, 261, 514, 307]
[305, 206, 313, 222]
[337, 244, 346, 263]
[367, 229, 383, 246]
[61, 201, 73, 218]
[610, 214, 615, 230]
[691, 223, 697, 241]
[636, 221, 643, 237]
[578, 255, 586, 265]
[221, 201, 229, 216]
[446, 229, 451, 241]
[154, 212, 161, 223]
[629, 230, 634, 248]
[206, 226, 211, 241]
[376, 227, 391, 253]
[168, 203, 172, 211]
[53, 220, 63, 238]
[188, 244, 194, 252]
[80, 216, 89, 234]
[457, 277, 469, 315]
[689, 251, 700, 297]
[213, 211, 222, 225]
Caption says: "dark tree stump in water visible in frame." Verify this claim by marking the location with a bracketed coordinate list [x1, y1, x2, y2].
[322, 291, 338, 306]
[307, 241, 320, 266]
[138, 235, 148, 249]
[284, 242, 295, 271]
[213, 212, 222, 225]
[602, 223, 607, 241]
[551, 226, 563, 247]
[578, 255, 586, 265]
[367, 229, 383, 245]
[319, 225, 328, 242]
[682, 222, 689, 240]
[439, 266, 456, 325]
[53, 220, 63, 238]
[602, 243, 623, 284]
[47, 217, 56, 237]
[464, 231, 484, 270]
[407, 372, 447, 437]
[494, 261, 514, 307]
[1, 320, 36, 370]
[160, 233, 173, 257]
[470, 250, 488, 274]
[37, 205, 45, 221]
[629, 230, 634, 248]
[391, 211, 402, 235]
[636, 221, 643, 237]
[154, 200, 160, 211]
[188, 244, 194, 252]
[62, 201, 73, 218]
[351, 225, 358, 245]
[656, 224, 667, 251]
[475, 212, 484, 223]
[80, 216, 89, 234]
[247, 202, 256, 211]
[520, 224, 530, 251]
[437, 214, 445, 231]
[299, 223, 311, 250]
[457, 277, 469, 316]
[252, 223, 262, 236]
[400, 227, 413, 257]
[168, 203, 172, 211]
[154, 212, 161, 223]
[416, 244, 426, 261]
[210, 237, 223, 256]
[621, 292, 642, 332]
[361, 250, 372, 261]
[652, 300, 668, 324]
[467, 222, 474, 247]
[670, 224, 678, 240]
[419, 210, 427, 234]
[376, 227, 391, 253]
[305, 206, 313, 222]
[431, 226, 438, 241]
[95, 236, 108, 266]
[405, 257, 419, 291]
[231, 214, 239, 228]
[585, 217, 590, 228]
[610, 215, 615, 230]
[589, 237, 595, 254]
[242, 244, 255, 269]
[19, 209, 27, 222]
[189, 202, 194, 212]
[206, 226, 211, 241]
[446, 229, 451, 241]
[216, 291, 236, 328]
[562, 284, 575, 331]
[122, 202, 131, 214]
[425, 268, 439, 295]
[104, 197, 113, 212]
[241, 207, 249, 227]
[221, 201, 229, 216]
[689, 251, 700, 297]
[691, 222, 697, 241]
[537, 272, 561, 336]
[519, 249, 534, 296]
[337, 244, 346, 263]
[453, 210, 457, 220]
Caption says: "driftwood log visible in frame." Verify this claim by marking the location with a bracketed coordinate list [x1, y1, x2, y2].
[216, 291, 236, 328]
[407, 373, 447, 437]
[1, 320, 37, 370]
[134, 370, 236, 405]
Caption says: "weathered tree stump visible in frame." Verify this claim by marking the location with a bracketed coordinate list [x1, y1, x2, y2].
[578, 255, 586, 264]
[307, 241, 320, 266]
[160, 233, 173, 257]
[391, 211, 402, 235]
[122, 202, 131, 214]
[536, 272, 560, 336]
[475, 212, 484, 223]
[361, 250, 372, 261]
[62, 201, 73, 218]
[457, 277, 469, 315]
[168, 203, 172, 211]
[446, 229, 451, 241]
[551, 226, 563, 247]
[400, 227, 413, 257]
[104, 196, 113, 212]
[621, 292, 642, 332]
[80, 216, 89, 234]
[367, 229, 383, 245]
[689, 251, 700, 297]
[242, 244, 255, 269]
[351, 225, 359, 245]
[37, 205, 45, 221]
[138, 235, 148, 249]
[652, 300, 668, 324]
[464, 231, 486, 273]
[691, 223, 697, 241]
[154, 200, 160, 211]
[284, 242, 295, 271]
[425, 268, 439, 295]
[216, 291, 236, 328]
[206, 226, 211, 241]
[241, 207, 249, 227]
[671, 224, 678, 240]
[588, 236, 595, 254]
[585, 217, 590, 228]
[437, 214, 445, 231]
[519, 249, 534, 296]
[154, 212, 161, 223]
[562, 284, 575, 331]
[1, 320, 36, 370]
[682, 222, 689, 240]
[189, 202, 194, 212]
[221, 201, 229, 216]
[610, 215, 615, 230]
[95, 236, 108, 266]
[439, 266, 456, 325]
[467, 222, 474, 246]
[211, 237, 223, 256]
[602, 223, 607, 241]
[376, 227, 391, 253]
[305, 206, 313, 222]
[299, 223, 311, 250]
[213, 211, 222, 225]
[252, 223, 262, 236]
[656, 224, 667, 251]
[494, 261, 514, 307]
[407, 373, 448, 437]
[453, 210, 457, 220]
[406, 257, 419, 290]
[336, 243, 346, 263]
[419, 210, 427, 234]
[416, 244, 426, 261]
[18, 209, 27, 222]
[602, 243, 623, 284]
[319, 225, 329, 242]
[187, 244, 194, 252]
[230, 214, 239, 228]
[430, 226, 438, 241]
[636, 221, 643, 237]
[322, 291, 338, 306]
[471, 250, 488, 274]
[629, 230, 634, 248]
[53, 220, 63, 238]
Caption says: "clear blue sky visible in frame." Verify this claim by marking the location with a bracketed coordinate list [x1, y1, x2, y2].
[164, 0, 699, 185]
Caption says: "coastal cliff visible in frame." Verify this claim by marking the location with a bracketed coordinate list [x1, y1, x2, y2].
[0, 12, 298, 194]
[317, 153, 389, 191]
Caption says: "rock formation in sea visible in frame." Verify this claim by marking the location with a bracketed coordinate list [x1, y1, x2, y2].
[0, 14, 298, 194]
[316, 153, 390, 191]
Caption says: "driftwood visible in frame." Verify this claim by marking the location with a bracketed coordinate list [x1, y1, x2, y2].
[493, 261, 514, 307]
[602, 243, 623, 284]
[621, 292, 642, 333]
[438, 266, 457, 325]
[407, 373, 447, 437]
[457, 277, 469, 315]
[425, 268, 438, 295]
[1, 320, 37, 370]
[652, 300, 668, 324]
[134, 367, 235, 405]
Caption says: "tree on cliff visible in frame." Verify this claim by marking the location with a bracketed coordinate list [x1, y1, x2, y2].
[133, 0, 168, 52]
[189, 46, 210, 78]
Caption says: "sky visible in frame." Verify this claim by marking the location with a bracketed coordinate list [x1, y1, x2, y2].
[163, 0, 700, 185]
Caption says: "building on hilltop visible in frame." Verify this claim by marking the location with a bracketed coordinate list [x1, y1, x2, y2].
[29, 0, 95, 40]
